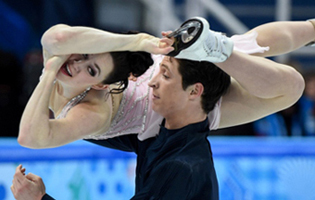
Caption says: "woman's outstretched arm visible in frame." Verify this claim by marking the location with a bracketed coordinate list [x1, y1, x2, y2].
[217, 50, 304, 128]
[249, 20, 315, 57]
[41, 24, 174, 56]
[216, 20, 314, 128]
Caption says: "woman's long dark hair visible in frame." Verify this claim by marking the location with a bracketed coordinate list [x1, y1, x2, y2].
[102, 51, 153, 94]
[101, 30, 153, 93]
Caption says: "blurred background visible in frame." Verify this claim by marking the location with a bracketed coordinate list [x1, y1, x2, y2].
[1, 0, 315, 199]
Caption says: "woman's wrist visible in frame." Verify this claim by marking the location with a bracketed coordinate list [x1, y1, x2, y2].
[132, 33, 150, 51]
[308, 19, 315, 30]
[306, 19, 315, 46]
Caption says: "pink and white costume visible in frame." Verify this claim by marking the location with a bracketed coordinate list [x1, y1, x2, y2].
[54, 31, 269, 141]
[84, 54, 221, 141]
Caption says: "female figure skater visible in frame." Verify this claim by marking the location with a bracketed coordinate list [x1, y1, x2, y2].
[18, 27, 174, 148]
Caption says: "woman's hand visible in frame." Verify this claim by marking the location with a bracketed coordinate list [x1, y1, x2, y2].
[44, 54, 71, 72]
[137, 33, 174, 55]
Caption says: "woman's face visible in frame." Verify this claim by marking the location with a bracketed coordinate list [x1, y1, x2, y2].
[56, 53, 114, 89]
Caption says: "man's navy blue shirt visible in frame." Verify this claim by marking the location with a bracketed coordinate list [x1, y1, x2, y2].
[86, 118, 219, 200]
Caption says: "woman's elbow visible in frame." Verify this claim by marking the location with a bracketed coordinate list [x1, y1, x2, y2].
[284, 70, 305, 106]
[17, 130, 33, 148]
[17, 129, 47, 149]
[292, 70, 305, 100]
[41, 24, 71, 54]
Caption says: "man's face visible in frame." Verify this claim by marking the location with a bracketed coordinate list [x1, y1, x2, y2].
[148, 56, 191, 118]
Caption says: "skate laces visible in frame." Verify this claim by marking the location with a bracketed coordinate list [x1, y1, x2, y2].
[203, 31, 229, 61]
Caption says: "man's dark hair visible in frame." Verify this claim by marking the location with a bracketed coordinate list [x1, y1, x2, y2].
[177, 59, 231, 113]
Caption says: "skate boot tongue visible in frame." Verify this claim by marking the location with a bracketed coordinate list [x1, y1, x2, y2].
[167, 18, 206, 57]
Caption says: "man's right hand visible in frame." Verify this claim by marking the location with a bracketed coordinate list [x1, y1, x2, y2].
[11, 164, 46, 200]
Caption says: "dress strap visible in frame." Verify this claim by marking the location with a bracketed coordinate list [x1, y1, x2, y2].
[56, 87, 91, 119]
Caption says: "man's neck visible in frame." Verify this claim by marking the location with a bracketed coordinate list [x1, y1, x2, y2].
[164, 108, 207, 130]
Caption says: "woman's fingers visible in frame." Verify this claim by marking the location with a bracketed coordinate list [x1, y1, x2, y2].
[161, 31, 173, 37]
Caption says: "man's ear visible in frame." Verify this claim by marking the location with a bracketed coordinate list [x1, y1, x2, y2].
[189, 83, 204, 99]
[91, 84, 109, 91]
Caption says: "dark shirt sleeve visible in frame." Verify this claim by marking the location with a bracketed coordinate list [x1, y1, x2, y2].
[42, 194, 55, 200]
[84, 134, 139, 153]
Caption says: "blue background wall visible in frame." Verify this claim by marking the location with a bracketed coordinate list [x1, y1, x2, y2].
[1, 1, 315, 199]
[1, 137, 315, 200]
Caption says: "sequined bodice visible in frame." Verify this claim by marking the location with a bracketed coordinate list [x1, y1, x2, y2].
[55, 88, 91, 119]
